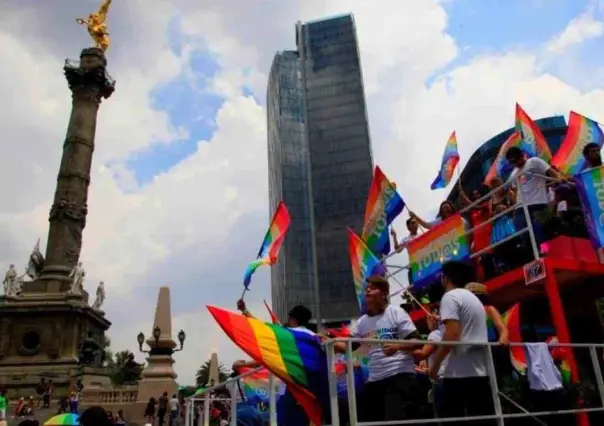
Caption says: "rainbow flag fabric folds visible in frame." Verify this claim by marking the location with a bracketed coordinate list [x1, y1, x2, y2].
[551, 111, 604, 175]
[431, 131, 460, 190]
[362, 166, 405, 256]
[207, 306, 326, 426]
[238, 367, 285, 404]
[515, 103, 552, 162]
[348, 229, 386, 313]
[407, 214, 470, 288]
[243, 202, 291, 288]
[502, 303, 527, 375]
[574, 165, 604, 249]
[484, 131, 523, 184]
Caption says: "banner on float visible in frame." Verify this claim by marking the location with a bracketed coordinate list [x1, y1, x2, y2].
[575, 165, 604, 249]
[408, 213, 470, 287]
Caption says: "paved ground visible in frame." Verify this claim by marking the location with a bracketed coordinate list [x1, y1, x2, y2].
[6, 407, 56, 426]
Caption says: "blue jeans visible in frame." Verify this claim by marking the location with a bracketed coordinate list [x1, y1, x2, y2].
[433, 379, 445, 419]
[514, 204, 548, 249]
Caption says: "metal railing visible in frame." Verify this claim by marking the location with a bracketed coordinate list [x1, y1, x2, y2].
[195, 338, 604, 426]
[383, 173, 566, 290]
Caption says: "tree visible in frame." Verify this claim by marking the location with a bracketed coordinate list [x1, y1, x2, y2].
[109, 350, 143, 386]
[196, 360, 228, 387]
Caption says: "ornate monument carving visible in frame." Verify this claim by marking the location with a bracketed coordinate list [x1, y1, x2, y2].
[68, 262, 85, 294]
[92, 281, 105, 310]
[25, 240, 45, 280]
[3, 265, 17, 295]
[78, 331, 105, 368]
[76, 0, 113, 52]
[123, 353, 142, 385]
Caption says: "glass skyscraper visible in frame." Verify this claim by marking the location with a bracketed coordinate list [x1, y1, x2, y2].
[267, 14, 374, 323]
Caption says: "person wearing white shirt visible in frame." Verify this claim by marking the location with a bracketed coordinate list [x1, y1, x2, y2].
[391, 217, 420, 285]
[429, 261, 495, 425]
[505, 146, 563, 248]
[413, 312, 448, 419]
[334, 275, 422, 422]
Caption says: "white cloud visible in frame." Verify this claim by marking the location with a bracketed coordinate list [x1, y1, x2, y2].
[2, 0, 604, 386]
[547, 11, 604, 53]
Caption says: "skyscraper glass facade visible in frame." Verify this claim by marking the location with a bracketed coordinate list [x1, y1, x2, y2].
[267, 14, 374, 322]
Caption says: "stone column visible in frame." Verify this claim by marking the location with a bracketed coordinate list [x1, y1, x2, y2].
[37, 48, 115, 292]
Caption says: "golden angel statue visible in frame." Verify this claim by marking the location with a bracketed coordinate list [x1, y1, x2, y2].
[76, 0, 113, 52]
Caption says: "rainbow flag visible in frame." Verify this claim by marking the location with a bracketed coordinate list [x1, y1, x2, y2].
[502, 303, 527, 375]
[551, 111, 604, 175]
[407, 213, 469, 288]
[362, 166, 405, 257]
[574, 165, 604, 249]
[243, 202, 291, 288]
[348, 229, 386, 313]
[431, 131, 460, 190]
[207, 306, 326, 425]
[515, 103, 552, 162]
[264, 300, 280, 324]
[547, 336, 572, 384]
[238, 367, 285, 403]
[484, 131, 523, 184]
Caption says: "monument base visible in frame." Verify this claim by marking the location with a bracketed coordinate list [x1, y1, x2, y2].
[74, 366, 112, 389]
[0, 290, 111, 399]
[137, 377, 178, 403]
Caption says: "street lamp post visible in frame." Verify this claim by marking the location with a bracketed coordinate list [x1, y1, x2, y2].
[137, 327, 186, 355]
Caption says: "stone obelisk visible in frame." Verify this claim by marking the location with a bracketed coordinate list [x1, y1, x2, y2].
[30, 48, 115, 294]
[137, 286, 178, 402]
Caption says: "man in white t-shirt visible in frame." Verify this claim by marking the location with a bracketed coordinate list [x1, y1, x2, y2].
[429, 261, 495, 425]
[505, 146, 562, 247]
[413, 312, 447, 419]
[334, 275, 421, 422]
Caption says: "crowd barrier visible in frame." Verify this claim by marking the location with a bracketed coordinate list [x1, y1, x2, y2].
[187, 339, 604, 426]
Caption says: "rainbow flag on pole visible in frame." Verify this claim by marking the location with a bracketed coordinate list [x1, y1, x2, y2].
[431, 131, 460, 190]
[551, 111, 604, 176]
[362, 166, 405, 256]
[484, 131, 523, 184]
[243, 202, 291, 288]
[207, 306, 326, 426]
[515, 103, 552, 162]
[238, 367, 285, 403]
[348, 229, 386, 313]
[407, 214, 470, 288]
[574, 165, 604, 249]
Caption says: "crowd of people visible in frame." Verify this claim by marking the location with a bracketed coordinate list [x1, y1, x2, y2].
[204, 145, 604, 426]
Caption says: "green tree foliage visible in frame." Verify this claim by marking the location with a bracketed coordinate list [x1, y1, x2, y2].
[196, 359, 228, 387]
[108, 350, 143, 386]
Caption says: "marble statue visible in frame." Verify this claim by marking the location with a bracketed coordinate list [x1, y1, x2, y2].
[3, 264, 16, 295]
[92, 281, 105, 310]
[76, 0, 113, 52]
[69, 262, 85, 294]
[25, 239, 45, 280]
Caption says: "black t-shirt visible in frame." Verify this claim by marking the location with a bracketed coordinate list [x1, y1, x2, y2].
[158, 396, 168, 411]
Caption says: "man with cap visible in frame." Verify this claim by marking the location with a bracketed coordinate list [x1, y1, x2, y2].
[333, 275, 422, 422]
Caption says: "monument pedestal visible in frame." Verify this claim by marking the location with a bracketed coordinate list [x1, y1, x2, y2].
[74, 366, 112, 389]
[0, 292, 110, 398]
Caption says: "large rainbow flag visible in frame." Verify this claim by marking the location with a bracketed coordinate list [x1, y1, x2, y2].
[207, 306, 326, 425]
[362, 166, 405, 257]
[551, 111, 604, 176]
[407, 214, 470, 288]
[243, 202, 291, 288]
[574, 165, 604, 249]
[347, 229, 386, 314]
[431, 131, 460, 190]
[484, 131, 523, 184]
[502, 303, 527, 375]
[515, 103, 552, 162]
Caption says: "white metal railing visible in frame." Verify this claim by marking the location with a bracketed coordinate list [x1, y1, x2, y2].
[383, 173, 568, 291]
[187, 339, 604, 426]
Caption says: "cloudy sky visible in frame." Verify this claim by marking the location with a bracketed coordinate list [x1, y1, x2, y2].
[2, 0, 604, 385]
